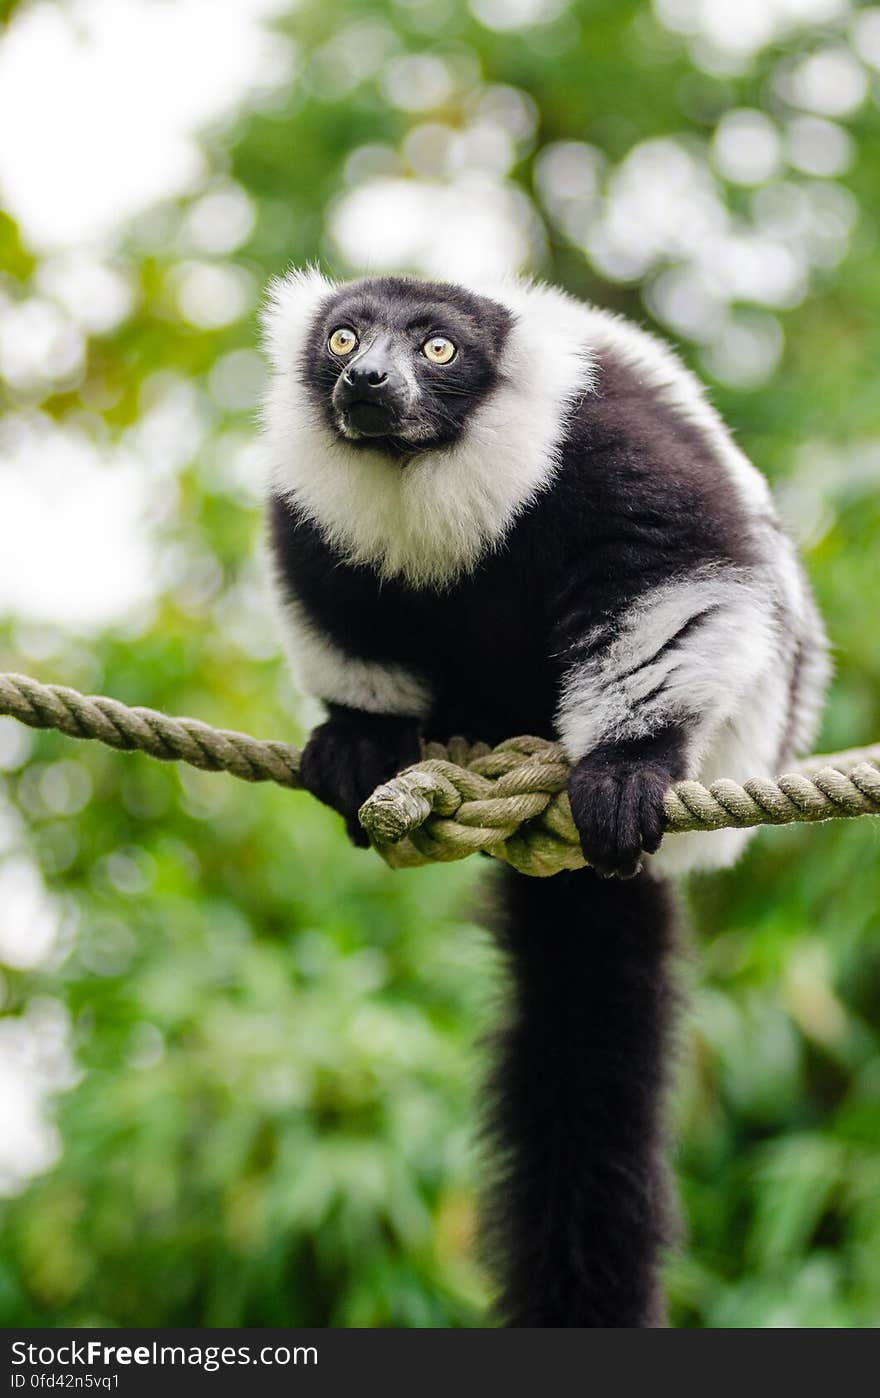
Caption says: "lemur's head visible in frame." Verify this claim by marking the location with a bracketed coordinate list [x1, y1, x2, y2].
[260, 268, 595, 586]
[302, 276, 514, 456]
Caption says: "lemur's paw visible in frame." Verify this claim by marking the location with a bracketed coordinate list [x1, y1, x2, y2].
[567, 752, 671, 879]
[299, 714, 421, 848]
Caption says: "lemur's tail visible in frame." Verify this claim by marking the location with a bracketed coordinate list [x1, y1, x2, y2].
[482, 864, 680, 1327]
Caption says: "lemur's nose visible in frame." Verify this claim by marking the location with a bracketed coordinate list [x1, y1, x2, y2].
[333, 336, 408, 436]
[344, 364, 388, 389]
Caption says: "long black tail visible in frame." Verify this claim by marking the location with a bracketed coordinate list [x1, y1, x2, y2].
[482, 863, 680, 1327]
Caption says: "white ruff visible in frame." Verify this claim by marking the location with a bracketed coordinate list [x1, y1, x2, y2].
[260, 267, 598, 588]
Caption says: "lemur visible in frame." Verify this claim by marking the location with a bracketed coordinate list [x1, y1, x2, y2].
[260, 268, 829, 1328]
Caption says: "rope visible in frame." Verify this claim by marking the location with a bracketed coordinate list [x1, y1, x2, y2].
[1, 672, 878, 878]
[360, 736, 880, 876]
[0, 672, 302, 788]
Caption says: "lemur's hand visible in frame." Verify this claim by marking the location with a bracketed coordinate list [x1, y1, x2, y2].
[567, 733, 683, 879]
[299, 709, 422, 848]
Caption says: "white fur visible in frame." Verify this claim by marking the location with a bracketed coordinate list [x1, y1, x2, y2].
[556, 568, 780, 760]
[651, 645, 793, 876]
[260, 268, 598, 589]
[271, 586, 430, 717]
[555, 565, 816, 875]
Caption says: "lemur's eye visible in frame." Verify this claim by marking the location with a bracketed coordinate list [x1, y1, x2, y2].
[328, 327, 358, 356]
[422, 335, 456, 365]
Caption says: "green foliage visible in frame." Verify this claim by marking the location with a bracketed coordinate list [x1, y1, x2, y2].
[0, 0, 878, 1328]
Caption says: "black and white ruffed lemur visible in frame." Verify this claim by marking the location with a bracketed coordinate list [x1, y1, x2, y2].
[259, 268, 829, 1328]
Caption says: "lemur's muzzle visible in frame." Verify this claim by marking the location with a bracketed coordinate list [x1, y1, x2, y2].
[333, 339, 410, 437]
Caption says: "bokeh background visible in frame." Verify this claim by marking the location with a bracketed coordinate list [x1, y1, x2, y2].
[0, 0, 878, 1329]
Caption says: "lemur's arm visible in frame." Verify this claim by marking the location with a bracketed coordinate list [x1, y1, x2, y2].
[554, 564, 778, 877]
[268, 496, 429, 843]
[273, 585, 427, 846]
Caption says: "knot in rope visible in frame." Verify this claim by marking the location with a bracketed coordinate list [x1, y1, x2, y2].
[359, 737, 880, 877]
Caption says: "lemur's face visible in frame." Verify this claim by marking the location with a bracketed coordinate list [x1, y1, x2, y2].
[302, 277, 514, 457]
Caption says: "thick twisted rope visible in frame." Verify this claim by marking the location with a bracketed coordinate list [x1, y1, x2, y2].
[359, 736, 880, 876]
[0, 672, 302, 788]
[1, 672, 878, 877]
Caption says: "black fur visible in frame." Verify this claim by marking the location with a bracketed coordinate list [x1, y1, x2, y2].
[568, 727, 688, 880]
[266, 280, 789, 1326]
[484, 864, 679, 1327]
[299, 705, 421, 847]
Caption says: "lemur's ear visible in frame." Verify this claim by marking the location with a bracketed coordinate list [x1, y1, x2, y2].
[260, 265, 337, 372]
